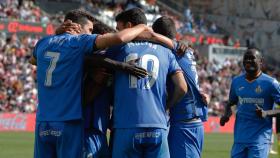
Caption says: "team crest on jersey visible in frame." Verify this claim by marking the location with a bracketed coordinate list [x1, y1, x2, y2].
[255, 85, 262, 94]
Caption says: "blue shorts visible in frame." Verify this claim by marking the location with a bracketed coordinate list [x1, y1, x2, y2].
[84, 129, 110, 158]
[168, 121, 204, 158]
[34, 120, 83, 158]
[112, 128, 170, 158]
[231, 143, 270, 158]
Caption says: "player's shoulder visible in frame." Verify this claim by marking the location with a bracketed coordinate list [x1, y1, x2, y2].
[35, 35, 53, 46]
[260, 73, 279, 85]
[153, 42, 174, 56]
[232, 73, 245, 82]
[260, 73, 277, 82]
[67, 33, 96, 43]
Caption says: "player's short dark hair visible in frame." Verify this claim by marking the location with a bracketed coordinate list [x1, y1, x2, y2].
[64, 10, 96, 27]
[115, 8, 147, 25]
[152, 16, 176, 39]
[92, 22, 115, 34]
[245, 48, 263, 59]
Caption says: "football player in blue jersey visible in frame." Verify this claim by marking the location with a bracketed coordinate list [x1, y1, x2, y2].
[83, 22, 150, 158]
[220, 48, 280, 158]
[152, 16, 210, 158]
[105, 8, 188, 158]
[31, 9, 172, 158]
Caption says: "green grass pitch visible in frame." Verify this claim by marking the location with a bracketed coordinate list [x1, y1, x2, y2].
[0, 132, 278, 158]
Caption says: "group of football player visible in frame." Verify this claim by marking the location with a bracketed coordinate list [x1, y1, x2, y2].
[30, 7, 280, 158]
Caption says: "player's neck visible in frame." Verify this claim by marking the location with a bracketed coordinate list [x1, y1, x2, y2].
[245, 71, 262, 82]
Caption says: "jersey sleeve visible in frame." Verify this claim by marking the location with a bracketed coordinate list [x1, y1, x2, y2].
[271, 79, 280, 105]
[78, 34, 98, 55]
[168, 52, 181, 75]
[229, 79, 238, 104]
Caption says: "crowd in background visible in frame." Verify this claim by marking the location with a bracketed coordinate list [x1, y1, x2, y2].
[0, 0, 279, 116]
[0, 0, 64, 24]
[0, 32, 38, 113]
[86, 0, 222, 35]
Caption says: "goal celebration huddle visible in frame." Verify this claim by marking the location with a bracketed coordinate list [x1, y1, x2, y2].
[31, 8, 280, 158]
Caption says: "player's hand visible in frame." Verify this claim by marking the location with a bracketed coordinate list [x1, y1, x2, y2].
[134, 26, 155, 40]
[220, 115, 230, 126]
[176, 41, 193, 57]
[200, 91, 210, 105]
[55, 20, 81, 35]
[256, 107, 267, 118]
[135, 30, 153, 40]
[122, 59, 148, 78]
[176, 41, 188, 56]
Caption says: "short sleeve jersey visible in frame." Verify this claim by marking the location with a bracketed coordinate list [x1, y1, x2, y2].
[33, 33, 98, 121]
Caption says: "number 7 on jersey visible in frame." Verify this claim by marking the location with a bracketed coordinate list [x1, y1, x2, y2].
[44, 52, 60, 86]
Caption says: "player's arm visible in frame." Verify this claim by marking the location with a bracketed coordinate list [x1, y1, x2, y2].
[220, 79, 238, 126]
[29, 56, 37, 65]
[95, 24, 173, 50]
[220, 101, 235, 126]
[95, 24, 148, 49]
[55, 20, 81, 35]
[174, 40, 193, 57]
[134, 31, 174, 49]
[29, 41, 39, 66]
[257, 79, 280, 118]
[85, 55, 148, 78]
[167, 71, 188, 108]
[256, 108, 280, 118]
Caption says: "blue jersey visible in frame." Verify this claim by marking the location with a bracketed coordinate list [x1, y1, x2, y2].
[106, 41, 181, 129]
[229, 73, 280, 143]
[33, 33, 98, 121]
[169, 44, 208, 123]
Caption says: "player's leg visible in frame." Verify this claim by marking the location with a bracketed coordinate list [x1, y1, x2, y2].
[84, 129, 110, 158]
[143, 128, 170, 158]
[84, 129, 99, 158]
[231, 143, 247, 158]
[168, 122, 203, 158]
[247, 143, 269, 158]
[57, 120, 84, 158]
[112, 128, 140, 158]
[34, 121, 56, 158]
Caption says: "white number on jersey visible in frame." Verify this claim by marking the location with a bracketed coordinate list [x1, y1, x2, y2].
[44, 52, 60, 86]
[125, 54, 160, 89]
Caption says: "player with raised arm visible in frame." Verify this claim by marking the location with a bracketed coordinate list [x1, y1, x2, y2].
[105, 8, 188, 158]
[152, 16, 209, 158]
[32, 9, 169, 158]
[220, 48, 280, 158]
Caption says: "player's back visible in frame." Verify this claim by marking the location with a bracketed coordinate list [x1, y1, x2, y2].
[169, 46, 207, 123]
[107, 41, 180, 129]
[34, 33, 97, 121]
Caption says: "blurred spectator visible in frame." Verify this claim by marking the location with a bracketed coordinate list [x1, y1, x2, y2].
[0, 32, 38, 113]
[184, 7, 192, 22]
[209, 22, 218, 34]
